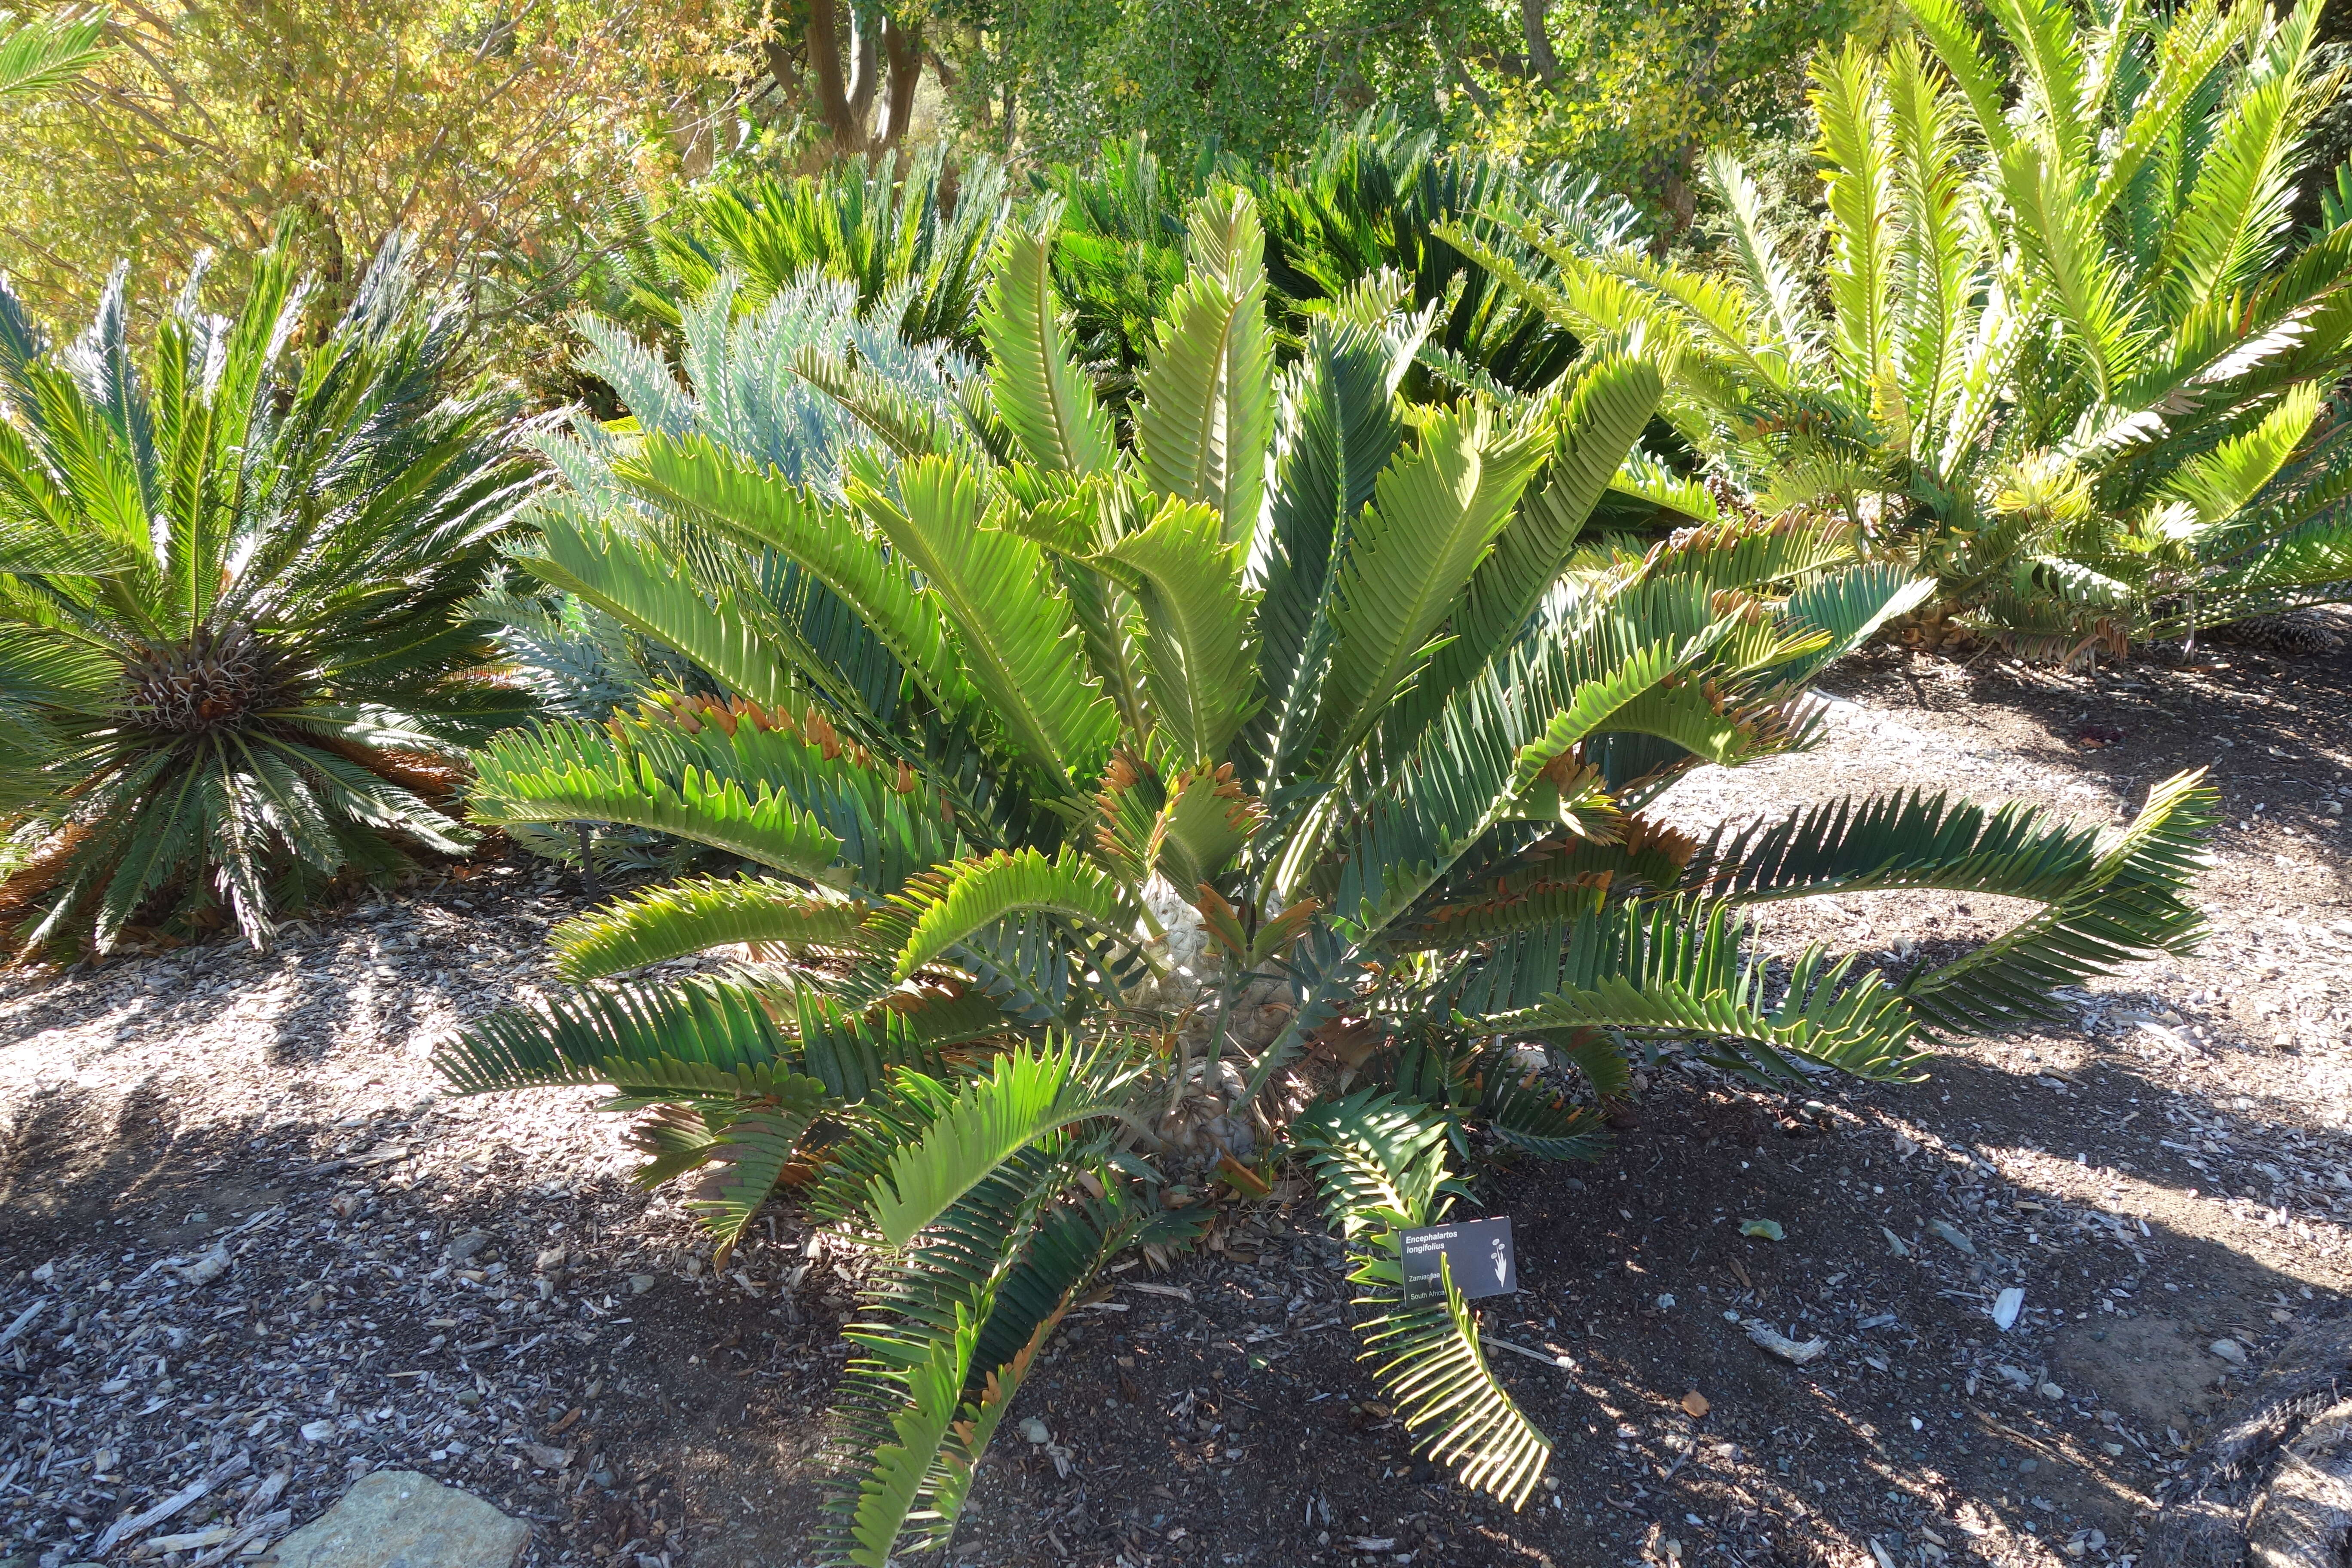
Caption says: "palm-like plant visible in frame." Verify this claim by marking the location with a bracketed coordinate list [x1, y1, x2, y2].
[1043, 125, 1641, 410]
[1256, 115, 1640, 398]
[1456, 0, 2352, 658]
[440, 190, 2214, 1562]
[0, 241, 540, 952]
[0, 5, 107, 101]
[625, 145, 1014, 356]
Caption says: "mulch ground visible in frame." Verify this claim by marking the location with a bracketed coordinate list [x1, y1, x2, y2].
[5, 634, 2352, 1568]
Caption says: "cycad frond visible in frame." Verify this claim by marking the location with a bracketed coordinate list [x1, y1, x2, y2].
[1133, 189, 1274, 542]
[865, 1044, 1128, 1247]
[468, 720, 844, 879]
[1293, 1091, 1552, 1508]
[549, 877, 869, 980]
[0, 6, 108, 99]
[1904, 769, 2216, 1034]
[1690, 787, 2102, 903]
[1105, 496, 1258, 762]
[853, 455, 1115, 788]
[882, 847, 1139, 983]
[1318, 403, 1549, 753]
[615, 433, 971, 714]
[982, 232, 1117, 476]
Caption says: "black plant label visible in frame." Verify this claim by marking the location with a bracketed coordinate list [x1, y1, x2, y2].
[1400, 1216, 1516, 1307]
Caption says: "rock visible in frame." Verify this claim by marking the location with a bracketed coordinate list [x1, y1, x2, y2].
[271, 1471, 530, 1568]
[300, 1419, 337, 1442]
[1927, 1219, 1976, 1256]
[444, 1232, 490, 1263]
[628, 1274, 655, 1295]
[179, 1243, 233, 1286]
[2211, 1338, 2248, 1366]
[1020, 1417, 1050, 1444]
[533, 1246, 568, 1273]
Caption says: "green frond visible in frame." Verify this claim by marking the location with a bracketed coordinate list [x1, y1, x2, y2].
[437, 976, 805, 1102]
[982, 231, 1117, 476]
[1133, 188, 1274, 543]
[2158, 0, 2324, 315]
[1608, 447, 1720, 523]
[865, 1045, 1127, 1247]
[837, 1301, 990, 1567]
[1708, 153, 1823, 375]
[1479, 1053, 1614, 1162]
[1771, 564, 1937, 683]
[1105, 495, 1258, 762]
[1391, 352, 1664, 743]
[1815, 41, 1901, 404]
[550, 877, 870, 980]
[1690, 787, 2103, 904]
[1319, 402, 1550, 754]
[0, 6, 110, 99]
[1469, 900, 1923, 1084]
[1246, 315, 1406, 790]
[791, 346, 974, 464]
[1904, 769, 2217, 1035]
[515, 502, 795, 709]
[2156, 382, 2322, 528]
[614, 433, 972, 714]
[883, 847, 1138, 983]
[685, 1087, 833, 1261]
[1329, 638, 1687, 940]
[468, 719, 845, 879]
[1293, 1091, 1552, 1508]
[852, 454, 1115, 789]
[437, 974, 991, 1108]
[972, 1185, 1208, 1376]
[1907, 0, 2015, 158]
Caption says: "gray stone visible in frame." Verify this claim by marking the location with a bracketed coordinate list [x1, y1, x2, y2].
[269, 1471, 528, 1568]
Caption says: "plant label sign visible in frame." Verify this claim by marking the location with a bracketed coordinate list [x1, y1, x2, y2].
[1400, 1216, 1517, 1306]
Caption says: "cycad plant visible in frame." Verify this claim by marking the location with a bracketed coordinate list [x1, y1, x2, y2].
[478, 268, 977, 871]
[441, 190, 2214, 1563]
[1457, 0, 2352, 658]
[1256, 115, 1640, 398]
[0, 241, 539, 952]
[1043, 125, 1641, 410]
[625, 145, 1014, 355]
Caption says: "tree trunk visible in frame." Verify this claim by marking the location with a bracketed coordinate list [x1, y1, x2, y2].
[1519, 0, 1558, 83]
[874, 13, 922, 153]
[760, 36, 803, 105]
[844, 3, 878, 140]
[804, 0, 865, 153]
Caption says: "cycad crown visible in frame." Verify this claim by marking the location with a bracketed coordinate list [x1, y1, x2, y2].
[0, 239, 538, 952]
[1452, 0, 2352, 659]
[445, 187, 2213, 1563]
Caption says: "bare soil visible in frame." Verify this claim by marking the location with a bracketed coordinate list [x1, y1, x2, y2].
[6, 637, 2352, 1568]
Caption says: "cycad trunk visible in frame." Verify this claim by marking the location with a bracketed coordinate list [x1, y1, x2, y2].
[1135, 877, 1300, 1169]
